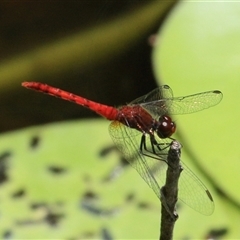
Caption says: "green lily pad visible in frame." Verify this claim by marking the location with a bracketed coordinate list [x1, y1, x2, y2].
[0, 120, 166, 239]
[0, 117, 236, 239]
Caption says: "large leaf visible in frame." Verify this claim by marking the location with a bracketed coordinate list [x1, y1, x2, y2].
[153, 1, 240, 238]
[0, 120, 165, 239]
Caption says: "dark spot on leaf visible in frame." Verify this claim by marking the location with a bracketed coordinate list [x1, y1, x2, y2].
[45, 211, 64, 226]
[99, 145, 117, 157]
[120, 156, 129, 167]
[99, 145, 129, 167]
[0, 151, 11, 161]
[21, 203, 64, 227]
[82, 191, 98, 200]
[125, 192, 135, 202]
[80, 192, 118, 217]
[102, 156, 130, 182]
[12, 189, 25, 198]
[205, 227, 228, 239]
[3, 229, 12, 239]
[101, 227, 113, 240]
[81, 201, 102, 215]
[137, 201, 151, 209]
[30, 202, 47, 210]
[48, 166, 67, 174]
[30, 135, 40, 149]
[82, 198, 111, 216]
[0, 151, 11, 185]
[100, 146, 130, 183]
[102, 164, 124, 182]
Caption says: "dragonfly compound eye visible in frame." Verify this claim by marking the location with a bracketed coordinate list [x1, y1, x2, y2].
[156, 115, 176, 138]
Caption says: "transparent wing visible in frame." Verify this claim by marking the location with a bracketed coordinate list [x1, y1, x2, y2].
[140, 90, 223, 117]
[109, 121, 214, 215]
[179, 161, 214, 215]
[129, 85, 173, 118]
[129, 85, 173, 104]
[109, 121, 167, 200]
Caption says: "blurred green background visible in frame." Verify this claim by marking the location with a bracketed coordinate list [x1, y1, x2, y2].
[0, 0, 239, 239]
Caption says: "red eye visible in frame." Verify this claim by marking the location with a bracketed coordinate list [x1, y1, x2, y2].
[156, 115, 176, 138]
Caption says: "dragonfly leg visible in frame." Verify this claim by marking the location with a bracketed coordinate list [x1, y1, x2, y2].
[155, 141, 171, 152]
[139, 134, 168, 163]
[149, 134, 172, 154]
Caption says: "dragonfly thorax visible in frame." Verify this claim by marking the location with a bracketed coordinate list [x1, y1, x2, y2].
[117, 105, 176, 139]
[153, 115, 176, 139]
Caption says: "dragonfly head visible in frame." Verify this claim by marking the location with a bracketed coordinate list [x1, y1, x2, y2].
[155, 115, 176, 139]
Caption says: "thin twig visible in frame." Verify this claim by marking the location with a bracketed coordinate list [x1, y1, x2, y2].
[160, 140, 182, 240]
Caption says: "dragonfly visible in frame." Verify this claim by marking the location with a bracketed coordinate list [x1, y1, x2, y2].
[22, 82, 223, 215]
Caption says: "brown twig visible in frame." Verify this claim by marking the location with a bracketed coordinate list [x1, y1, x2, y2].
[160, 140, 182, 240]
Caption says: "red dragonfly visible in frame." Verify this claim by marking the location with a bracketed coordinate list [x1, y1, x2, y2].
[22, 82, 223, 215]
